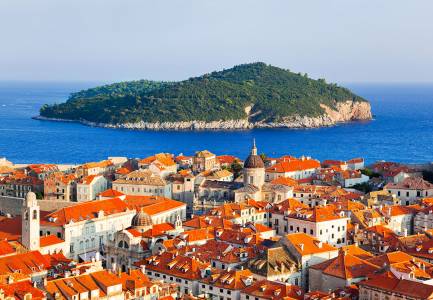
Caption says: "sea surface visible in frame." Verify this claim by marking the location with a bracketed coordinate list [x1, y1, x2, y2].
[0, 81, 432, 165]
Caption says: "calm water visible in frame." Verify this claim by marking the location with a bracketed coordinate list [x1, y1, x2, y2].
[0, 81, 432, 164]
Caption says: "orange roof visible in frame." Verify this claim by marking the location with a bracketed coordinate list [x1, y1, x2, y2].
[81, 160, 113, 169]
[45, 270, 122, 298]
[359, 275, 433, 299]
[0, 251, 49, 276]
[80, 174, 101, 185]
[98, 188, 125, 198]
[42, 198, 129, 226]
[0, 240, 15, 256]
[217, 155, 240, 164]
[242, 279, 304, 300]
[284, 233, 337, 256]
[115, 167, 132, 175]
[123, 195, 185, 216]
[140, 153, 176, 167]
[0, 279, 45, 300]
[286, 205, 347, 223]
[340, 244, 374, 260]
[266, 159, 320, 173]
[311, 250, 379, 279]
[183, 216, 234, 230]
[200, 269, 254, 290]
[136, 252, 210, 280]
[40, 234, 64, 247]
[270, 177, 298, 187]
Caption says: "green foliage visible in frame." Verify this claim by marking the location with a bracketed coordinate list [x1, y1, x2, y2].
[230, 161, 243, 178]
[361, 168, 380, 178]
[423, 171, 433, 184]
[40, 62, 367, 124]
[352, 182, 373, 193]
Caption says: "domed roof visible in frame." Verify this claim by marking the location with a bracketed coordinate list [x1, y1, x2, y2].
[244, 139, 264, 169]
[132, 210, 152, 228]
[244, 155, 264, 169]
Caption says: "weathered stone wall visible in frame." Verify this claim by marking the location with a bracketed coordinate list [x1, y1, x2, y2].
[0, 196, 75, 216]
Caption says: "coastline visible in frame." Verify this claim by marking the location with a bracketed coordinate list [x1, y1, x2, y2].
[34, 100, 372, 131]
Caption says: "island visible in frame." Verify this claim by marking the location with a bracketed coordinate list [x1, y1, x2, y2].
[36, 62, 372, 130]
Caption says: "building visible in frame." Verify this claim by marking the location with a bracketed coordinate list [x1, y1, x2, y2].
[136, 252, 211, 296]
[281, 233, 338, 289]
[166, 172, 195, 213]
[385, 177, 433, 205]
[240, 279, 304, 300]
[335, 170, 369, 188]
[40, 197, 137, 260]
[309, 249, 379, 292]
[246, 246, 300, 285]
[0, 172, 43, 198]
[21, 192, 40, 251]
[359, 275, 433, 300]
[139, 153, 177, 178]
[112, 170, 171, 198]
[347, 158, 365, 170]
[265, 157, 320, 181]
[271, 204, 349, 246]
[26, 164, 59, 180]
[76, 174, 108, 202]
[76, 159, 115, 177]
[193, 150, 219, 173]
[105, 211, 183, 272]
[44, 172, 77, 201]
[199, 269, 255, 300]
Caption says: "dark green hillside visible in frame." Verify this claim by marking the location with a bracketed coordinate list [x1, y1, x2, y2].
[39, 63, 367, 124]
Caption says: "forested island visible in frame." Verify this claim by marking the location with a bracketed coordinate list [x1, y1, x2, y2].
[37, 63, 372, 130]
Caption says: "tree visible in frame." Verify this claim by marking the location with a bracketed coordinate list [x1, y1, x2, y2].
[230, 161, 243, 178]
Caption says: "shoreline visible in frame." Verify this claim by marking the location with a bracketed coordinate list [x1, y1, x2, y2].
[33, 115, 373, 131]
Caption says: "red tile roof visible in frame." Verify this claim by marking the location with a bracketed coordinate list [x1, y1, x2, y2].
[242, 279, 304, 300]
[42, 198, 129, 226]
[0, 279, 45, 300]
[40, 234, 64, 247]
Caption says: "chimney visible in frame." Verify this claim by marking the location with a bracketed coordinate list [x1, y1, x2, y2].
[403, 228, 408, 237]
[299, 244, 304, 251]
[140, 265, 146, 274]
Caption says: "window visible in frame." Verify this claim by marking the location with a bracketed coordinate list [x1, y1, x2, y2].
[310, 229, 313, 235]
[32, 210, 37, 220]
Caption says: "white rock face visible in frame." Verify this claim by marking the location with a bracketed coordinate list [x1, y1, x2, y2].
[35, 100, 372, 130]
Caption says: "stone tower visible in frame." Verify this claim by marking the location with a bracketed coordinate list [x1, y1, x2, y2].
[243, 139, 265, 189]
[21, 192, 40, 250]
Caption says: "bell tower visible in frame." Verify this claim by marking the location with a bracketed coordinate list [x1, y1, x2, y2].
[21, 192, 40, 251]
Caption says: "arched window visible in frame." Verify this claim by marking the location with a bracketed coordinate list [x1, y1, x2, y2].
[33, 210, 37, 220]
[123, 242, 129, 249]
[118, 241, 124, 248]
[24, 211, 29, 221]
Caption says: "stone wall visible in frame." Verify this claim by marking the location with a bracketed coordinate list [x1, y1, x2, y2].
[0, 196, 75, 216]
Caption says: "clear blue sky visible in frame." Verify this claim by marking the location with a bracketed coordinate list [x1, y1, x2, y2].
[1, 0, 432, 83]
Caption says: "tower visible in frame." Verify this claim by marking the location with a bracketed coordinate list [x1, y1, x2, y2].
[243, 139, 265, 189]
[21, 192, 40, 250]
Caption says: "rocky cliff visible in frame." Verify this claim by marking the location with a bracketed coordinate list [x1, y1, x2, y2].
[35, 100, 372, 130]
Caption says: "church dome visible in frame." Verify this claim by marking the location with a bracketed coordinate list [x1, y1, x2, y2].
[131, 210, 152, 228]
[244, 154, 264, 168]
[244, 139, 264, 168]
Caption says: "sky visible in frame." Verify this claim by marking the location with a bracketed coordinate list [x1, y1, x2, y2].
[0, 0, 432, 83]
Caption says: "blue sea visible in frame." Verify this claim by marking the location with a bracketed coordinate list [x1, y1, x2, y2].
[0, 81, 432, 165]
